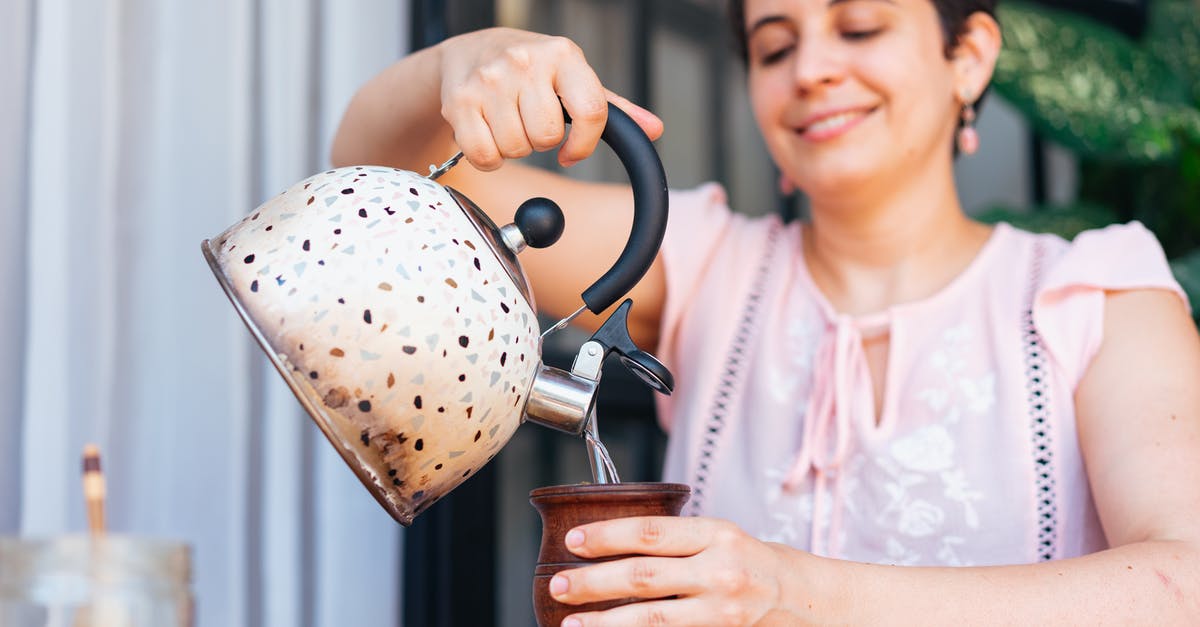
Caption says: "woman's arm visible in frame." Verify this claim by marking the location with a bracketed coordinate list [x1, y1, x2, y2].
[330, 28, 668, 346]
[550, 288, 1200, 625]
[551, 520, 1197, 625]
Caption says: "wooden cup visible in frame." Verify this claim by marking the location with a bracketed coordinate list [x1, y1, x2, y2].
[529, 482, 691, 626]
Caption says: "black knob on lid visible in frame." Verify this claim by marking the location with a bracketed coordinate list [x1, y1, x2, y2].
[514, 197, 565, 249]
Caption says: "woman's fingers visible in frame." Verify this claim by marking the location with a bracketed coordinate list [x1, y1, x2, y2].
[551, 518, 788, 625]
[553, 51, 609, 166]
[559, 595, 715, 624]
[445, 105, 504, 171]
[440, 29, 660, 170]
[566, 516, 734, 559]
[482, 90, 534, 160]
[605, 89, 664, 142]
[551, 556, 705, 605]
[517, 82, 566, 152]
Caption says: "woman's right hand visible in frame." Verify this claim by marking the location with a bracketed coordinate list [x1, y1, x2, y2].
[332, 27, 670, 345]
[437, 27, 663, 172]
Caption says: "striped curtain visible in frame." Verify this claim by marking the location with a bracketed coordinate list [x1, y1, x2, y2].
[0, 1, 409, 625]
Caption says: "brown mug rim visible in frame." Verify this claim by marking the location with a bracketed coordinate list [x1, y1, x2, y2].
[529, 482, 691, 499]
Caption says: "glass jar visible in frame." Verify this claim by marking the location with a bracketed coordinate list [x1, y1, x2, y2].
[0, 535, 192, 627]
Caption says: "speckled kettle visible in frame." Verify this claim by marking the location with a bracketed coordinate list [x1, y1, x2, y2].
[202, 104, 671, 524]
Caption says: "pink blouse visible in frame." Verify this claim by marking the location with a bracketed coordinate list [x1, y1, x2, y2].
[655, 184, 1189, 566]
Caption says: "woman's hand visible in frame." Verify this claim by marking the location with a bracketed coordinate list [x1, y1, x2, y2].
[437, 27, 662, 171]
[549, 516, 813, 626]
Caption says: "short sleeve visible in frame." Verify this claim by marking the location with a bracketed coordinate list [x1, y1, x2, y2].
[1032, 221, 1190, 387]
[655, 183, 734, 430]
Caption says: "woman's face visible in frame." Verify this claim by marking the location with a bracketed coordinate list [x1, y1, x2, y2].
[744, 0, 962, 199]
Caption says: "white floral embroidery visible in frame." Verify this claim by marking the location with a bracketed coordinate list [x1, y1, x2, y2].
[767, 313, 820, 404]
[885, 536, 922, 565]
[759, 463, 860, 547]
[862, 323, 993, 556]
[958, 374, 996, 414]
[763, 465, 787, 505]
[941, 469, 983, 529]
[759, 465, 807, 545]
[929, 324, 970, 377]
[935, 536, 971, 567]
[758, 511, 800, 545]
[890, 424, 955, 473]
[916, 387, 949, 412]
[755, 320, 1004, 564]
[897, 499, 945, 537]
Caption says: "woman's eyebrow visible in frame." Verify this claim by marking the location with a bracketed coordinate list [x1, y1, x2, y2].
[746, 15, 790, 39]
[747, 0, 896, 37]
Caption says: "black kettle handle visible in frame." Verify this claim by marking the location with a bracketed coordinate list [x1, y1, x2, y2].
[566, 103, 669, 314]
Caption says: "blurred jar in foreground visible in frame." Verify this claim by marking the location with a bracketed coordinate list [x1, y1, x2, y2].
[0, 535, 192, 627]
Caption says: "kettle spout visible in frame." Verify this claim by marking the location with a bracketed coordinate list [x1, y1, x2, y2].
[523, 364, 597, 436]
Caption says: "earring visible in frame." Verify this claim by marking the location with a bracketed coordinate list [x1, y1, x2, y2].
[778, 173, 796, 195]
[957, 94, 979, 156]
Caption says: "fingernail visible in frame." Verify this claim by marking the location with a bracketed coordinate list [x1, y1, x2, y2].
[565, 529, 585, 548]
[562, 618, 582, 627]
[550, 574, 569, 596]
[560, 159, 578, 168]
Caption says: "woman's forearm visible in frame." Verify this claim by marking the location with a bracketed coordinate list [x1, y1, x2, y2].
[330, 42, 455, 170]
[790, 540, 1200, 624]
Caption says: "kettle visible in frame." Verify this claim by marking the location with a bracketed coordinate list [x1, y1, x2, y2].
[202, 104, 672, 525]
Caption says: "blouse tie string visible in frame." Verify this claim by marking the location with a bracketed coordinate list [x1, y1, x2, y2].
[782, 315, 873, 557]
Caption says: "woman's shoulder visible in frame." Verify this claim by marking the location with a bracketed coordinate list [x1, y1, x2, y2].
[1000, 221, 1184, 303]
[661, 183, 790, 294]
[666, 182, 785, 245]
[1002, 220, 1189, 386]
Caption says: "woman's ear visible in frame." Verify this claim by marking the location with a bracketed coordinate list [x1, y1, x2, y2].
[952, 11, 1002, 103]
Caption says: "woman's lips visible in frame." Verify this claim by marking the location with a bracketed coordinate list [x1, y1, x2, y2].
[796, 107, 876, 142]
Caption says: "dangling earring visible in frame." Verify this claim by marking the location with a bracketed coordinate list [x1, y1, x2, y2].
[778, 173, 796, 196]
[957, 92, 979, 156]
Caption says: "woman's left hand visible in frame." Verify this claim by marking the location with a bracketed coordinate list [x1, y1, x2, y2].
[549, 516, 811, 626]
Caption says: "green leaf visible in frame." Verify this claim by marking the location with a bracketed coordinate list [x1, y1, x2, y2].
[993, 1, 1200, 162]
[1146, 0, 1200, 108]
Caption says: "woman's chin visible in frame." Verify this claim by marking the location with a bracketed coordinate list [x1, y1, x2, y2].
[784, 137, 890, 184]
[793, 162, 882, 201]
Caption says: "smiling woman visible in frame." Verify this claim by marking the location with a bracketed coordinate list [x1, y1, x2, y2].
[331, 0, 1200, 623]
[739, 0, 998, 199]
[735, 0, 996, 158]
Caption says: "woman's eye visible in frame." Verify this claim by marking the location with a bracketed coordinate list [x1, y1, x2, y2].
[758, 45, 794, 66]
[841, 28, 882, 41]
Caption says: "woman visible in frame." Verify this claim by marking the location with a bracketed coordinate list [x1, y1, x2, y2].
[331, 0, 1200, 623]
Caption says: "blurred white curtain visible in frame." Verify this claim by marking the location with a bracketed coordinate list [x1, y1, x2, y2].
[1, 0, 410, 625]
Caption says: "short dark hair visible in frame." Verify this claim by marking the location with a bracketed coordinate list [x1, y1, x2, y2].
[729, 0, 998, 62]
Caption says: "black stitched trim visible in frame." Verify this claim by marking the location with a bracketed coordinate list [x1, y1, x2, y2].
[1023, 240, 1058, 561]
[686, 224, 782, 517]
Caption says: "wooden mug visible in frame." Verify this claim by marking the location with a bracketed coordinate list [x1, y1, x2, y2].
[529, 482, 691, 626]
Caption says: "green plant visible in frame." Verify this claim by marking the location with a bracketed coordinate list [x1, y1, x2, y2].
[984, 0, 1200, 320]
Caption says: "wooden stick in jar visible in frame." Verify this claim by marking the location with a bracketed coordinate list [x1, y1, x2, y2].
[82, 444, 106, 535]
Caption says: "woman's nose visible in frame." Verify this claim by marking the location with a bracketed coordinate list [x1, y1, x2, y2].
[791, 37, 844, 93]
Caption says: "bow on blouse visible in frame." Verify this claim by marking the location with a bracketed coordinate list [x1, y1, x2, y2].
[782, 314, 879, 557]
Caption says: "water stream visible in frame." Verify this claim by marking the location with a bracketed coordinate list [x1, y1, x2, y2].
[583, 407, 621, 484]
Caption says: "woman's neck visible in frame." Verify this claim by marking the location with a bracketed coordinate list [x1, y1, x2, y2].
[802, 164, 992, 316]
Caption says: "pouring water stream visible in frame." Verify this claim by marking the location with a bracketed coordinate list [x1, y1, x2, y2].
[584, 405, 621, 484]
